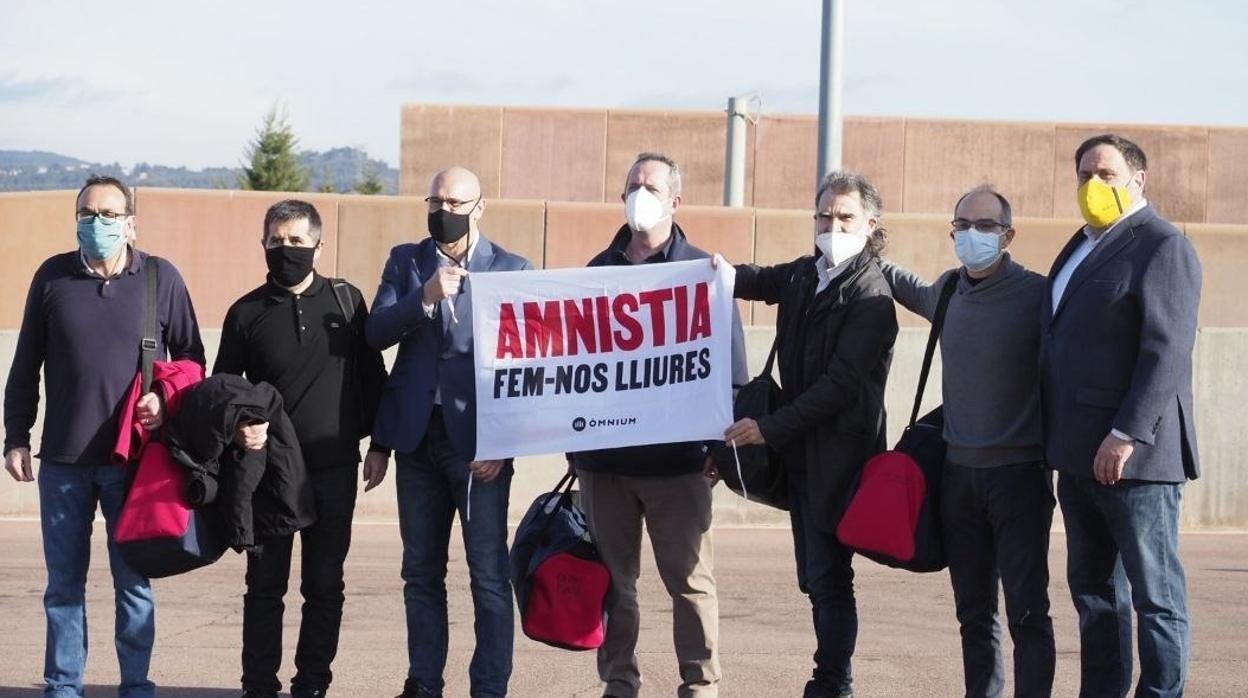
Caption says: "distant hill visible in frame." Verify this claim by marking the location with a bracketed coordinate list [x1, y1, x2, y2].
[0, 148, 398, 194]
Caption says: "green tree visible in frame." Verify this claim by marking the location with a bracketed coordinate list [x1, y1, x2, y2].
[353, 161, 386, 195]
[238, 107, 310, 192]
[316, 166, 338, 193]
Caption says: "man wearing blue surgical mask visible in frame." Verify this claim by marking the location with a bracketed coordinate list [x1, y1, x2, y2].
[4, 175, 205, 697]
[880, 186, 1055, 698]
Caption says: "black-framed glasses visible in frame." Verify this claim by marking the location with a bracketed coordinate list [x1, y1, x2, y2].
[951, 218, 1007, 232]
[425, 196, 480, 212]
[76, 208, 130, 222]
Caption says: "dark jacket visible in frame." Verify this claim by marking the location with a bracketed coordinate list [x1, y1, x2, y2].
[1040, 205, 1202, 482]
[169, 374, 316, 549]
[367, 235, 533, 459]
[572, 223, 751, 477]
[735, 251, 898, 525]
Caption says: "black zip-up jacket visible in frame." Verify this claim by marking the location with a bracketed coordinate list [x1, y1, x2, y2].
[572, 223, 750, 477]
[169, 374, 316, 549]
[735, 251, 898, 525]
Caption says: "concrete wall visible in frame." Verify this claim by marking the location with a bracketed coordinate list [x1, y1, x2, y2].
[7, 190, 1247, 331]
[400, 105, 1248, 225]
[2, 327, 1244, 530]
[2, 188, 1247, 527]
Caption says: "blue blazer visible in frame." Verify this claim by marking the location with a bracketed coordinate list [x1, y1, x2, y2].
[366, 235, 533, 458]
[1040, 206, 1202, 483]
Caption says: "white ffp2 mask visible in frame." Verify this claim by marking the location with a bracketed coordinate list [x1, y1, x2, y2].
[625, 188, 666, 233]
[815, 231, 868, 267]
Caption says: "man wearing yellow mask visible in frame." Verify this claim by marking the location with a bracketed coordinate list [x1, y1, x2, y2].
[1041, 134, 1201, 698]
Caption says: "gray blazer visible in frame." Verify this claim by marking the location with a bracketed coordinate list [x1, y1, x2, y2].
[366, 235, 533, 459]
[1040, 205, 1201, 483]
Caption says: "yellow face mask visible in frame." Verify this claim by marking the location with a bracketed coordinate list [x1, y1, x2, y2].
[1077, 178, 1133, 229]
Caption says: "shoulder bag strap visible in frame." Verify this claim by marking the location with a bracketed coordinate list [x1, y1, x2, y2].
[140, 256, 160, 394]
[908, 273, 959, 425]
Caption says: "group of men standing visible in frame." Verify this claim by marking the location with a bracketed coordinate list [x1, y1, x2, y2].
[3, 132, 1200, 698]
[852, 133, 1198, 698]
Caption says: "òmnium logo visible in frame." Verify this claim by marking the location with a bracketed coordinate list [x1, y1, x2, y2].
[572, 415, 638, 432]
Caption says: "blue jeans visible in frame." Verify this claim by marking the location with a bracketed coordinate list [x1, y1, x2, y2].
[788, 462, 856, 698]
[38, 462, 156, 698]
[943, 462, 1055, 698]
[395, 411, 514, 698]
[1058, 474, 1190, 698]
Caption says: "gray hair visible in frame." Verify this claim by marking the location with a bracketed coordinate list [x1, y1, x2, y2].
[816, 169, 887, 256]
[955, 184, 1013, 227]
[628, 152, 682, 197]
[816, 170, 883, 218]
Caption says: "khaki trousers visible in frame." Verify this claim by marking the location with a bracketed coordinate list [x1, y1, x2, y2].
[578, 469, 721, 698]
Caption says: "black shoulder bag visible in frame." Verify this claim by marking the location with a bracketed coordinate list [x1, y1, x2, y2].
[710, 333, 789, 510]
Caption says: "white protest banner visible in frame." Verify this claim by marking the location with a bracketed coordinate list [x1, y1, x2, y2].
[470, 259, 736, 460]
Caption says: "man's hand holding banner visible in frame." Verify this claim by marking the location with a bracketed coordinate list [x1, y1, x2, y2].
[470, 260, 736, 460]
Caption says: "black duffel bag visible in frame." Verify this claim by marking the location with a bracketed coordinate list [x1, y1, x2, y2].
[710, 335, 788, 510]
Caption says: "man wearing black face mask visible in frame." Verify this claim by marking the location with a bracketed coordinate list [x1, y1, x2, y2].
[214, 199, 389, 698]
[368, 167, 533, 698]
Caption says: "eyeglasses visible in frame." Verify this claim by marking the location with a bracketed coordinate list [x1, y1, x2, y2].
[76, 209, 130, 222]
[813, 212, 859, 223]
[425, 196, 480, 213]
[951, 218, 1008, 232]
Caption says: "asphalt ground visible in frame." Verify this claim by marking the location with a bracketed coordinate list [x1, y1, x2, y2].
[0, 521, 1244, 697]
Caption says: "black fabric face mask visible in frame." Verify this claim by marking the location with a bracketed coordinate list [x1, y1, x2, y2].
[265, 245, 316, 287]
[428, 209, 472, 245]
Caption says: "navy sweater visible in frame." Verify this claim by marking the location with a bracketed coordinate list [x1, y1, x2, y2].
[4, 249, 205, 464]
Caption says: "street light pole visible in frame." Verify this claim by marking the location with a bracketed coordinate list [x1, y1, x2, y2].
[723, 96, 749, 207]
[816, 0, 845, 184]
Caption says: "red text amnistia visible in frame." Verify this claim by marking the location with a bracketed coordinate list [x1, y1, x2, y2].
[495, 282, 713, 360]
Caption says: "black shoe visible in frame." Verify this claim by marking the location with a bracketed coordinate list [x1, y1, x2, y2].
[241, 692, 278, 698]
[395, 679, 441, 698]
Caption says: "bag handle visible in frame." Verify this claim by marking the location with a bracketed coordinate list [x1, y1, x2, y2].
[540, 471, 578, 513]
[140, 256, 160, 394]
[531, 471, 580, 542]
[908, 273, 959, 426]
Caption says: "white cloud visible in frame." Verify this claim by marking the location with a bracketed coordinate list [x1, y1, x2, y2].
[0, 0, 1243, 168]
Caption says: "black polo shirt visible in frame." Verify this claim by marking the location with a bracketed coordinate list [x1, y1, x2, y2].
[213, 274, 387, 470]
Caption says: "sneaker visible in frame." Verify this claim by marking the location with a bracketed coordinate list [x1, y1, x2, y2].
[394, 679, 441, 698]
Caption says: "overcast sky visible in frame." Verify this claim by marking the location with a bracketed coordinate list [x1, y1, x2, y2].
[1, 0, 1244, 169]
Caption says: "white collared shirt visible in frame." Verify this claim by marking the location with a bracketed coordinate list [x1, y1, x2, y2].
[422, 234, 477, 405]
[814, 254, 854, 295]
[421, 233, 478, 318]
[1050, 199, 1147, 314]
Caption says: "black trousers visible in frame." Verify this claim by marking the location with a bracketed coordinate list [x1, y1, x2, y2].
[942, 461, 1056, 698]
[242, 464, 358, 694]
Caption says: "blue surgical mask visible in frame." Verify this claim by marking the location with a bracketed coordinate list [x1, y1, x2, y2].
[953, 228, 1003, 273]
[77, 215, 128, 261]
